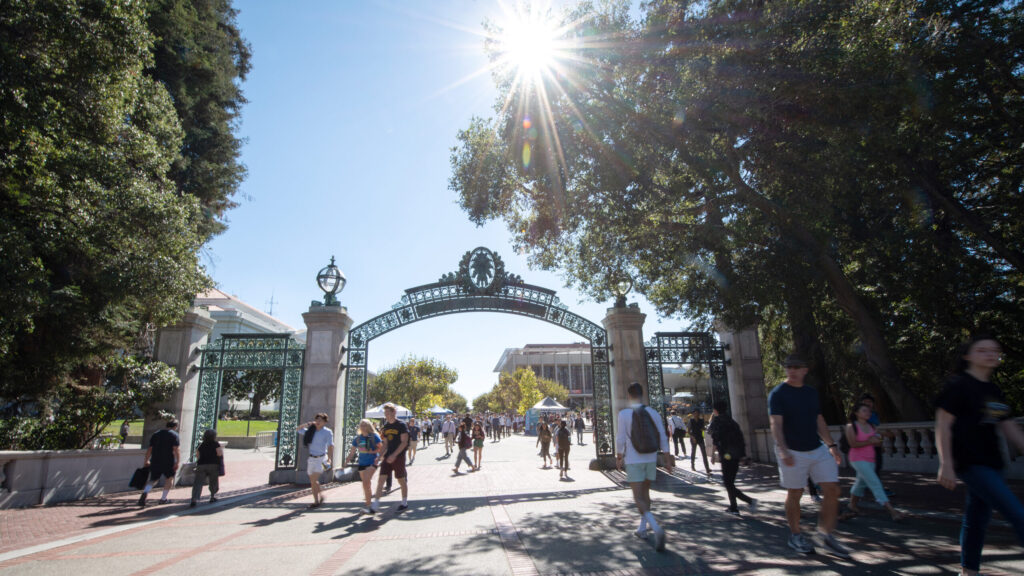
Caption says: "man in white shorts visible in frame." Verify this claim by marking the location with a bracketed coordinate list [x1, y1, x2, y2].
[616, 382, 673, 552]
[295, 412, 333, 508]
[769, 354, 851, 558]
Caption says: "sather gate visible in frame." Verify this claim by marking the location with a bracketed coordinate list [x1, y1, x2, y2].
[341, 247, 616, 459]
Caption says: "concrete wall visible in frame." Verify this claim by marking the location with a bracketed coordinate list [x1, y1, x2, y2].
[0, 449, 146, 509]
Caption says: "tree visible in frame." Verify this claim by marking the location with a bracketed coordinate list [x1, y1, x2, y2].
[450, 0, 1024, 419]
[537, 377, 569, 406]
[367, 356, 459, 416]
[144, 0, 252, 240]
[0, 356, 180, 450]
[517, 370, 544, 415]
[0, 0, 211, 405]
[222, 370, 280, 418]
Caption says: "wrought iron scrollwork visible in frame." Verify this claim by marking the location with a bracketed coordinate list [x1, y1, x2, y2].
[341, 248, 615, 459]
[194, 334, 304, 470]
[643, 331, 729, 421]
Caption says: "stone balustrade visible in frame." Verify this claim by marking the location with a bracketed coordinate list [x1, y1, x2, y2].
[751, 419, 1024, 479]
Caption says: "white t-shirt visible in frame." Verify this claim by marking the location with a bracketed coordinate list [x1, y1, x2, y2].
[616, 406, 668, 465]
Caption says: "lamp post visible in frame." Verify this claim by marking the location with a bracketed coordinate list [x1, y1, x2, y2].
[317, 256, 346, 306]
[611, 273, 633, 308]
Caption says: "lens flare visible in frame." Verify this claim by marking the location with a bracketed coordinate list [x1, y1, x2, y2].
[522, 142, 532, 168]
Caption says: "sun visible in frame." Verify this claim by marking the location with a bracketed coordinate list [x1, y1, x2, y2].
[493, 3, 567, 83]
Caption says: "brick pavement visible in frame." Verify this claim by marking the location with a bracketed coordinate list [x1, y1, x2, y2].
[1, 433, 1022, 575]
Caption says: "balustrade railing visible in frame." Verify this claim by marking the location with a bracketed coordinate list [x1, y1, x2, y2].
[751, 418, 1024, 479]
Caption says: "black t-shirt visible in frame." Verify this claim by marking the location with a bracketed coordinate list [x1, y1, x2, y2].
[148, 429, 180, 469]
[936, 373, 1013, 471]
[380, 420, 409, 457]
[408, 425, 420, 441]
[768, 382, 822, 452]
[556, 425, 571, 448]
[688, 416, 706, 441]
[197, 441, 220, 466]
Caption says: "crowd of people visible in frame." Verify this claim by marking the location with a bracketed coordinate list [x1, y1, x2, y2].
[133, 336, 1021, 575]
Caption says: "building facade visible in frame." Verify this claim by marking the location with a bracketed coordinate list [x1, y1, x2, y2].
[494, 343, 595, 410]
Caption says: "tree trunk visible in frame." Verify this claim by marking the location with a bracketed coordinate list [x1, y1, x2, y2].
[722, 160, 928, 420]
[783, 286, 845, 424]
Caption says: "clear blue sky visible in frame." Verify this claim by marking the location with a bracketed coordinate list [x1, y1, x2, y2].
[206, 1, 681, 405]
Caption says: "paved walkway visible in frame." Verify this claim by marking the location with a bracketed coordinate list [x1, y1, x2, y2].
[1, 433, 1022, 575]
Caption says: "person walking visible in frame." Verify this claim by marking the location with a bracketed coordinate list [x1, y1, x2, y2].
[119, 420, 131, 448]
[138, 419, 180, 507]
[536, 421, 553, 468]
[407, 418, 420, 465]
[688, 412, 711, 476]
[709, 401, 756, 516]
[432, 417, 442, 446]
[768, 353, 851, 558]
[557, 419, 572, 479]
[452, 423, 474, 473]
[668, 411, 687, 457]
[296, 413, 333, 509]
[190, 429, 223, 507]
[616, 382, 673, 552]
[472, 422, 486, 470]
[574, 414, 586, 445]
[442, 415, 456, 456]
[936, 335, 1024, 576]
[347, 419, 382, 514]
[845, 402, 903, 521]
[374, 403, 410, 512]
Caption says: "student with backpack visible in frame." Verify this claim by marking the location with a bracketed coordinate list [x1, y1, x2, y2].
[556, 420, 572, 479]
[295, 413, 333, 509]
[615, 382, 673, 552]
[709, 401, 757, 516]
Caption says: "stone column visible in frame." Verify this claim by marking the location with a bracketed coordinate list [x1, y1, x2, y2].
[715, 323, 770, 461]
[602, 305, 647, 464]
[289, 304, 352, 484]
[146, 308, 216, 463]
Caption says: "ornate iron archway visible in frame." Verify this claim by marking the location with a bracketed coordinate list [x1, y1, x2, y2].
[194, 333, 305, 470]
[645, 331, 729, 418]
[343, 247, 614, 459]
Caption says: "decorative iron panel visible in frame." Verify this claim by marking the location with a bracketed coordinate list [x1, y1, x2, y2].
[643, 331, 729, 421]
[193, 334, 304, 470]
[341, 247, 614, 459]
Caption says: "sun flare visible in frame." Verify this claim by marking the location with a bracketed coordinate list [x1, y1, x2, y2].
[494, 3, 567, 82]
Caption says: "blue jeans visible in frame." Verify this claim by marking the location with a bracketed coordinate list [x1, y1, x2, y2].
[957, 465, 1024, 571]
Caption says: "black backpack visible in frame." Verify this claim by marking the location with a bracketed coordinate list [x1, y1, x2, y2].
[630, 406, 660, 454]
[303, 425, 316, 447]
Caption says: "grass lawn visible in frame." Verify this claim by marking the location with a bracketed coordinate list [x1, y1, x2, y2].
[104, 419, 278, 437]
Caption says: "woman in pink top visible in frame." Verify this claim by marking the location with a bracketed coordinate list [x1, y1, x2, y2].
[845, 403, 903, 521]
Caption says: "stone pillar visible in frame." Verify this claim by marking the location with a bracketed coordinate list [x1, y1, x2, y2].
[290, 304, 352, 484]
[715, 323, 770, 461]
[146, 308, 216, 463]
[602, 305, 647, 461]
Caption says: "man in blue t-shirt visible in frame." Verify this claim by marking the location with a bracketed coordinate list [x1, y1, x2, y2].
[768, 354, 851, 559]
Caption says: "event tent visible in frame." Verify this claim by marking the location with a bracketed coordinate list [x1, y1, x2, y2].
[530, 397, 570, 412]
[364, 403, 412, 419]
[428, 405, 453, 415]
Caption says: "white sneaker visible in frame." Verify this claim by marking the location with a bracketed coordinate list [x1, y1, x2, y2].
[819, 532, 851, 559]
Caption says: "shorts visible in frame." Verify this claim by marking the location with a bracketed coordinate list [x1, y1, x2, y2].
[777, 444, 838, 489]
[409, 440, 418, 448]
[357, 463, 376, 472]
[306, 455, 328, 475]
[473, 439, 484, 448]
[149, 466, 175, 482]
[625, 462, 658, 483]
[379, 455, 407, 479]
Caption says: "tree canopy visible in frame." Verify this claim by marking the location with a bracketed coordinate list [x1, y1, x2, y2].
[367, 356, 467, 416]
[474, 369, 569, 415]
[450, 0, 1024, 420]
[0, 0, 251, 445]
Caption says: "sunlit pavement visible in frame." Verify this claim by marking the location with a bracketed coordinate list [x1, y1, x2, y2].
[1, 433, 1022, 575]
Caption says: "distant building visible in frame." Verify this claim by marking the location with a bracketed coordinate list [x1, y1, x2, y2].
[493, 343, 594, 410]
[195, 288, 303, 343]
[494, 342, 710, 412]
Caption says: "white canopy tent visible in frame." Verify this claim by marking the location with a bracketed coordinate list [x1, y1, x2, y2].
[530, 397, 569, 412]
[428, 405, 453, 415]
[672, 391, 694, 399]
[364, 403, 413, 419]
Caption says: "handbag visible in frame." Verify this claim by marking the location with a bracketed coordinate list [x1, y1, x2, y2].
[218, 455, 226, 477]
[130, 466, 150, 490]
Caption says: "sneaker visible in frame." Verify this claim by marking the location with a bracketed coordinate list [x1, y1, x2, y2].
[158, 499, 168, 505]
[189, 500, 197, 508]
[138, 493, 147, 508]
[819, 532, 852, 559]
[651, 525, 666, 552]
[787, 533, 815, 555]
[633, 528, 648, 539]
[397, 503, 409, 511]
[360, 506, 373, 514]
[748, 498, 758, 513]
[725, 507, 740, 516]
[210, 496, 217, 503]
[811, 494, 823, 503]
[370, 501, 380, 512]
